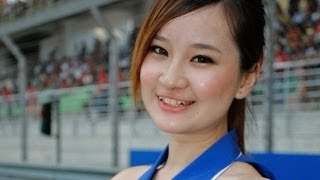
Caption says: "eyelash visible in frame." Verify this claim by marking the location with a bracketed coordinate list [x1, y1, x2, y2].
[149, 45, 214, 64]
[150, 45, 168, 56]
[191, 55, 214, 64]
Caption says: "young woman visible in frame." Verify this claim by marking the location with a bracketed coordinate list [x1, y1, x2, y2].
[113, 0, 273, 179]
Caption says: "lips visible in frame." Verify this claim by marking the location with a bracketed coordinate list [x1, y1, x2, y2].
[158, 96, 195, 107]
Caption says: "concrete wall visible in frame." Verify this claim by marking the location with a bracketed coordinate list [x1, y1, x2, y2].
[38, 8, 135, 61]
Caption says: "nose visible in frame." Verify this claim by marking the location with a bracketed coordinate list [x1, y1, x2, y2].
[159, 62, 188, 90]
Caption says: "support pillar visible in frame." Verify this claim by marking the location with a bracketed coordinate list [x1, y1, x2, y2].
[90, 6, 120, 167]
[0, 35, 28, 161]
[264, 0, 276, 152]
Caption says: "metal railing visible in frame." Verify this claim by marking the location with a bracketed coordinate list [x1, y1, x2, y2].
[0, 81, 144, 168]
[0, 59, 318, 119]
[252, 58, 320, 111]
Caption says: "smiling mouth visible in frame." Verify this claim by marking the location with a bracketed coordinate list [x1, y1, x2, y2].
[158, 96, 195, 107]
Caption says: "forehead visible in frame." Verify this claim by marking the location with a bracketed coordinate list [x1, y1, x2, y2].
[155, 4, 236, 53]
[163, 5, 230, 35]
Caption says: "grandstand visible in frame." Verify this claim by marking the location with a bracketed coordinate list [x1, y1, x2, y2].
[0, 0, 320, 179]
[275, 0, 320, 61]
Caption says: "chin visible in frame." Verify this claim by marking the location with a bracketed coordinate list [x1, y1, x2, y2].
[152, 117, 188, 134]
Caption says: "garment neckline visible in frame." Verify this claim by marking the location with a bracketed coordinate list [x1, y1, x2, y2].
[139, 130, 241, 180]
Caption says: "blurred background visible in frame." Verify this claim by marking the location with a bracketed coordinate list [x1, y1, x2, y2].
[0, 0, 319, 179]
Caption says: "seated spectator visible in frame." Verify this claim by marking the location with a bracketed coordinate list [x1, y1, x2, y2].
[275, 0, 320, 61]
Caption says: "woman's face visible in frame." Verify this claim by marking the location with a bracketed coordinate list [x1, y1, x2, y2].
[140, 5, 246, 135]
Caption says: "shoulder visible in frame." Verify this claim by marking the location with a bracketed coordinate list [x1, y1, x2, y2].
[111, 165, 151, 180]
[219, 162, 269, 180]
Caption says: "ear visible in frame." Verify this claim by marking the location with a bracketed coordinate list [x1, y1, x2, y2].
[235, 63, 261, 99]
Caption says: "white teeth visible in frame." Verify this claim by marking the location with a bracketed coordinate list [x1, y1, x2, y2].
[159, 96, 193, 106]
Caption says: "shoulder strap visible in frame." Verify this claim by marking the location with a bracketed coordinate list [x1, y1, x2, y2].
[138, 146, 168, 180]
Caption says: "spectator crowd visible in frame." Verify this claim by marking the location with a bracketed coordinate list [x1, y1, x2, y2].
[0, 0, 320, 95]
[275, 0, 320, 61]
[0, 52, 130, 96]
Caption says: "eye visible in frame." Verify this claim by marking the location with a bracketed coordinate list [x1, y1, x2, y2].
[191, 55, 214, 64]
[150, 45, 168, 56]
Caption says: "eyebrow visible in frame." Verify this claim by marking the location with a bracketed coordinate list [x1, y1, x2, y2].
[154, 34, 222, 54]
[154, 34, 168, 42]
[192, 43, 222, 54]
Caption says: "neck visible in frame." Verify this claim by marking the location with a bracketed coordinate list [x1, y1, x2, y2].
[165, 124, 228, 172]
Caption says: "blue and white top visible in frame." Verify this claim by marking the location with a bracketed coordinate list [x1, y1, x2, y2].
[139, 130, 274, 180]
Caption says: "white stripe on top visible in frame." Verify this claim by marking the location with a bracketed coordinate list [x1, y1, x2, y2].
[211, 152, 242, 180]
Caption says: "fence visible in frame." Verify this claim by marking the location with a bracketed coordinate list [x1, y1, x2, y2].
[0, 80, 144, 169]
[253, 58, 320, 111]
[0, 59, 319, 170]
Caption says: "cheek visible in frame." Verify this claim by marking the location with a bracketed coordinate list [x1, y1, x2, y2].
[140, 60, 159, 89]
[194, 69, 240, 100]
